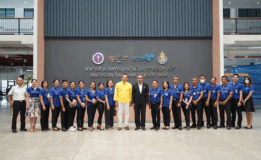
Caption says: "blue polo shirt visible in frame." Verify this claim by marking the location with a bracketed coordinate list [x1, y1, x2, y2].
[86, 89, 97, 106]
[27, 87, 40, 97]
[59, 88, 68, 102]
[97, 90, 105, 101]
[232, 82, 243, 99]
[210, 84, 221, 100]
[170, 84, 183, 99]
[49, 87, 61, 107]
[75, 88, 87, 107]
[104, 87, 115, 106]
[182, 91, 192, 106]
[149, 87, 163, 103]
[242, 85, 254, 95]
[220, 84, 233, 100]
[39, 88, 49, 106]
[66, 88, 76, 101]
[190, 85, 203, 100]
[198, 82, 211, 98]
[162, 89, 173, 107]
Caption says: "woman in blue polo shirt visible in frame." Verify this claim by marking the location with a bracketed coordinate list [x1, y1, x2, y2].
[85, 82, 97, 131]
[242, 76, 255, 129]
[181, 82, 193, 130]
[96, 82, 106, 130]
[75, 81, 87, 131]
[105, 79, 115, 130]
[39, 80, 50, 131]
[66, 81, 77, 132]
[49, 79, 61, 131]
[26, 79, 41, 132]
[161, 81, 173, 130]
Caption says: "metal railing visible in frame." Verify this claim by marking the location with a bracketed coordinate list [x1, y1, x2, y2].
[224, 18, 261, 34]
[0, 18, 34, 35]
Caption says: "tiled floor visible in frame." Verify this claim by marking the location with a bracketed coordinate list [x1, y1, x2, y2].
[0, 99, 261, 160]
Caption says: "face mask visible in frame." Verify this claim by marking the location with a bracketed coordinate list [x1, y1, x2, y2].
[200, 80, 205, 83]
[245, 80, 249, 84]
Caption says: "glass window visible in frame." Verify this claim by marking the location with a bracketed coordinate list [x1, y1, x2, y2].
[223, 9, 230, 18]
[239, 9, 248, 17]
[0, 9, 5, 17]
[24, 8, 34, 17]
[6, 8, 15, 17]
[239, 9, 261, 17]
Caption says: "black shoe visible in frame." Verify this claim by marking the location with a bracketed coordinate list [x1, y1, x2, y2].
[47, 128, 50, 130]
[150, 126, 156, 130]
[172, 126, 178, 129]
[217, 125, 225, 128]
[62, 128, 66, 132]
[235, 125, 241, 129]
[78, 128, 83, 131]
[155, 127, 159, 131]
[246, 125, 252, 129]
[141, 127, 146, 131]
[186, 127, 190, 131]
[210, 124, 213, 127]
[190, 124, 196, 128]
[178, 127, 182, 130]
[227, 125, 231, 130]
[135, 127, 140, 130]
[201, 123, 204, 127]
[82, 127, 88, 130]
[207, 124, 210, 129]
[183, 126, 187, 129]
[197, 126, 201, 130]
[12, 129, 17, 133]
[231, 124, 235, 128]
[214, 125, 217, 130]
[20, 128, 27, 131]
[97, 127, 104, 130]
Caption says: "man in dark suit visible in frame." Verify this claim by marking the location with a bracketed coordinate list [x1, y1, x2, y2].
[132, 75, 149, 130]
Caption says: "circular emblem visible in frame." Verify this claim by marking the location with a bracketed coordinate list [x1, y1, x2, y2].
[92, 52, 104, 65]
[158, 50, 168, 64]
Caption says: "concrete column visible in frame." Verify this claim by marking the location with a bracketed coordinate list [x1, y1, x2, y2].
[15, 67, 23, 78]
[230, 8, 237, 34]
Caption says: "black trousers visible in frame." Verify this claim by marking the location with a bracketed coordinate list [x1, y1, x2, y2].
[52, 107, 60, 128]
[172, 99, 181, 127]
[97, 102, 104, 125]
[181, 104, 191, 127]
[231, 98, 242, 127]
[162, 107, 170, 126]
[40, 104, 49, 130]
[201, 97, 211, 125]
[209, 100, 218, 126]
[68, 106, 77, 127]
[191, 100, 202, 126]
[77, 107, 86, 128]
[219, 99, 231, 126]
[134, 104, 146, 127]
[12, 100, 26, 130]
[61, 102, 69, 129]
[87, 105, 96, 127]
[105, 105, 115, 128]
[151, 103, 160, 127]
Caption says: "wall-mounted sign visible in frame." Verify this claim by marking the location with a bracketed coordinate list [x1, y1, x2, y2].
[92, 52, 104, 65]
[132, 54, 155, 62]
[109, 56, 128, 63]
[158, 51, 168, 64]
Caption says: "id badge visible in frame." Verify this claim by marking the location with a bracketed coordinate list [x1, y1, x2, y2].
[235, 89, 238, 93]
[185, 98, 188, 102]
[47, 93, 50, 98]
[154, 93, 157, 98]
[193, 92, 196, 96]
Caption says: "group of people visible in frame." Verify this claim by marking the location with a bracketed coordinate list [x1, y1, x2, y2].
[7, 73, 255, 133]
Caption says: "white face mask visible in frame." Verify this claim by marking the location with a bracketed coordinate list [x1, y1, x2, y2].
[245, 80, 249, 84]
[200, 80, 205, 83]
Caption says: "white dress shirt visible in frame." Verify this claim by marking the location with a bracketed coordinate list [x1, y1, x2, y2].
[8, 85, 26, 101]
[138, 82, 143, 94]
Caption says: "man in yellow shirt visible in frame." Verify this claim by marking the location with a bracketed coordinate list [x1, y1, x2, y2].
[114, 74, 132, 130]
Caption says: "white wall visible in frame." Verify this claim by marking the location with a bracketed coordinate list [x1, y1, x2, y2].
[0, 0, 34, 17]
[224, 35, 261, 44]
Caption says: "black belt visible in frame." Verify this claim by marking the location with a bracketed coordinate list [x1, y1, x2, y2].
[151, 102, 160, 104]
[14, 100, 25, 102]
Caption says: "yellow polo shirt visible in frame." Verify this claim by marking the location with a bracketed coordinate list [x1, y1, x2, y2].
[114, 81, 132, 103]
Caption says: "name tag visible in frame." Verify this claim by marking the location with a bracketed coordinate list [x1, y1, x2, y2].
[235, 89, 238, 93]
[185, 98, 188, 102]
[193, 92, 196, 96]
[154, 93, 157, 98]
[165, 93, 168, 96]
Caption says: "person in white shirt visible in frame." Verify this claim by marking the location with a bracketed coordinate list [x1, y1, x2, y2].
[7, 77, 27, 133]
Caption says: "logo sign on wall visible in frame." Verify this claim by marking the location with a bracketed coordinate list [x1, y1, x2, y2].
[158, 50, 168, 64]
[92, 52, 104, 65]
[132, 54, 154, 62]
